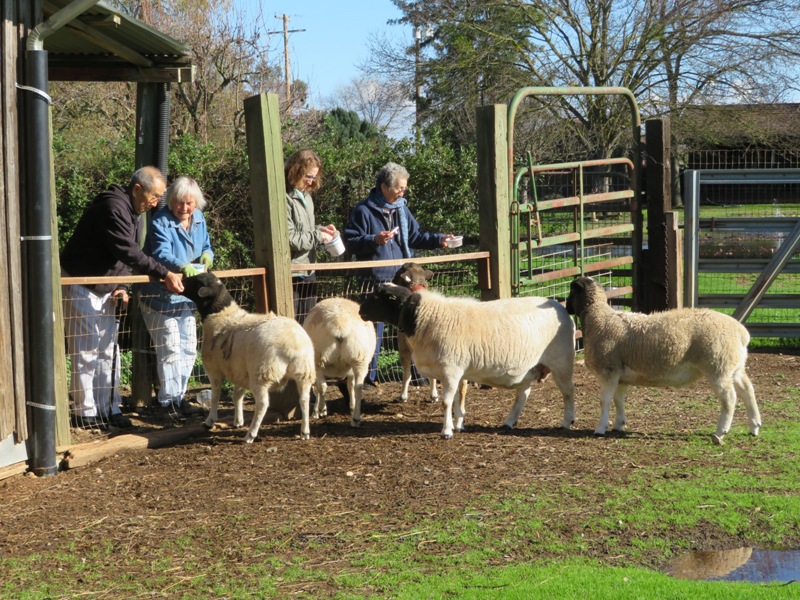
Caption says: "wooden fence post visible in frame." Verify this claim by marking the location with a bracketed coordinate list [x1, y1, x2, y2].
[243, 92, 293, 318]
[476, 104, 511, 301]
[643, 118, 672, 312]
[243, 93, 298, 419]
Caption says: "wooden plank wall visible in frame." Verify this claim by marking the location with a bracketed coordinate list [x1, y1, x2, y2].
[0, 0, 31, 443]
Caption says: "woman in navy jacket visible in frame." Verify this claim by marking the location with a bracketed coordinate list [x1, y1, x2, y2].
[344, 162, 453, 386]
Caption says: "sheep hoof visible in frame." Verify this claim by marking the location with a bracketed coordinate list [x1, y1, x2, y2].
[500, 424, 513, 432]
[203, 421, 214, 430]
[243, 435, 256, 444]
[750, 427, 760, 437]
[593, 431, 606, 437]
[300, 433, 310, 441]
[712, 434, 724, 446]
[350, 419, 362, 428]
[441, 432, 453, 440]
[396, 396, 408, 403]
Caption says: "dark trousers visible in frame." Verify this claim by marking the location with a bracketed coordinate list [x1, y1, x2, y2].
[292, 273, 317, 325]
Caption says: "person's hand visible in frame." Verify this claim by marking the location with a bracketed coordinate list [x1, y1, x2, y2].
[199, 253, 213, 270]
[319, 224, 337, 244]
[111, 289, 129, 309]
[181, 264, 199, 277]
[442, 234, 455, 248]
[165, 271, 184, 293]
[375, 228, 397, 245]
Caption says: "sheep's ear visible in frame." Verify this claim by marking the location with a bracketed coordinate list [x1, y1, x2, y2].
[198, 286, 215, 299]
[424, 269, 433, 281]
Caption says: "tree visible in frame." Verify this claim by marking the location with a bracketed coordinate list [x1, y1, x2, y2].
[326, 77, 414, 138]
[368, 0, 800, 161]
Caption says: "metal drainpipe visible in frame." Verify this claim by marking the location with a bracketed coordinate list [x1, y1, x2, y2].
[156, 83, 170, 209]
[23, 0, 101, 476]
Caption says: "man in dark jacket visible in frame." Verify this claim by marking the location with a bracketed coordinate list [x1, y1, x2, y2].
[61, 166, 184, 430]
[344, 162, 453, 387]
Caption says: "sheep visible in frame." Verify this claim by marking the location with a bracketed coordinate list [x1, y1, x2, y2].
[359, 283, 576, 439]
[565, 276, 762, 445]
[302, 297, 376, 427]
[179, 272, 316, 442]
[392, 262, 468, 408]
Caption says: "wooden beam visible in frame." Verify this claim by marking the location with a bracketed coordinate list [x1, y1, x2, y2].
[243, 93, 293, 318]
[49, 65, 194, 83]
[476, 104, 511, 300]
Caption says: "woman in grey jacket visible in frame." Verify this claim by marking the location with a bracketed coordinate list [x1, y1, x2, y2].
[285, 149, 338, 324]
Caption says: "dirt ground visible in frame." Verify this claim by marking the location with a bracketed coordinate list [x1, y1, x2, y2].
[1, 349, 799, 594]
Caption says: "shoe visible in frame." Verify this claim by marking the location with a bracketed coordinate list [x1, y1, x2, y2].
[70, 414, 109, 431]
[363, 378, 380, 390]
[107, 413, 133, 428]
[177, 400, 204, 416]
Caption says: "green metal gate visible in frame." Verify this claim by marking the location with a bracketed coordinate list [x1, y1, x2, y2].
[507, 87, 643, 306]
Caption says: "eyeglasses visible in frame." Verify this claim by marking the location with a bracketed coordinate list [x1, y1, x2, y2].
[304, 174, 318, 181]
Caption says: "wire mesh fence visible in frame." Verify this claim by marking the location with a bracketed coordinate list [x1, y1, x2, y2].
[61, 257, 489, 430]
[61, 272, 261, 431]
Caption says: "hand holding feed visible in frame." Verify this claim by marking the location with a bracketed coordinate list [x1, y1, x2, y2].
[181, 264, 199, 277]
[199, 253, 213, 269]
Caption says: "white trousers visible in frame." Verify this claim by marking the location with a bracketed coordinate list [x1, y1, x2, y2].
[140, 301, 197, 406]
[63, 285, 122, 417]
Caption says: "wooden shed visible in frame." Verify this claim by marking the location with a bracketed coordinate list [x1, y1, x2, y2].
[0, 0, 193, 472]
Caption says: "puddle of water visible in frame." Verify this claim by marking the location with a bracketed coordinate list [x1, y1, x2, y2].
[665, 547, 800, 583]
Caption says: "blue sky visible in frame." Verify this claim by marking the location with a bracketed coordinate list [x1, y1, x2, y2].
[234, 0, 407, 108]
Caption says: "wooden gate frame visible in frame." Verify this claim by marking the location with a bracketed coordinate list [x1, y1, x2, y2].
[506, 87, 644, 308]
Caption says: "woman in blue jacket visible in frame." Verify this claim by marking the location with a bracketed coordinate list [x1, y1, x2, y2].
[138, 176, 213, 417]
[344, 162, 453, 386]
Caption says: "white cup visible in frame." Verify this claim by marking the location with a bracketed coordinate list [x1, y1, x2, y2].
[196, 389, 212, 409]
[191, 263, 206, 273]
[445, 235, 463, 248]
[325, 235, 346, 257]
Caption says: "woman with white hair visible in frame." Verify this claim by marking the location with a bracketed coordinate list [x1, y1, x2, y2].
[138, 176, 214, 418]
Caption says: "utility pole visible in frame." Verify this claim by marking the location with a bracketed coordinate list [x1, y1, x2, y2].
[268, 15, 305, 109]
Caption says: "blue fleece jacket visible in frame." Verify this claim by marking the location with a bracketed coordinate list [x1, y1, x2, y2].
[343, 188, 443, 283]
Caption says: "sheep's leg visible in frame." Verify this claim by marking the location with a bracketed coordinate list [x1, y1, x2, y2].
[440, 377, 463, 439]
[595, 376, 620, 435]
[397, 336, 413, 403]
[611, 384, 628, 432]
[232, 385, 247, 428]
[312, 373, 328, 419]
[501, 384, 532, 430]
[204, 375, 224, 429]
[244, 385, 269, 443]
[711, 379, 738, 445]
[454, 379, 468, 430]
[297, 381, 312, 441]
[346, 372, 362, 428]
[549, 367, 576, 429]
[733, 369, 761, 437]
[430, 379, 440, 402]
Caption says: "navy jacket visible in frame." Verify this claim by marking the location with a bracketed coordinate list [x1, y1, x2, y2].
[60, 184, 169, 295]
[343, 188, 443, 283]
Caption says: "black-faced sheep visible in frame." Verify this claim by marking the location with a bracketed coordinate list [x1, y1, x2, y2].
[566, 276, 762, 444]
[179, 272, 315, 442]
[392, 262, 468, 409]
[359, 283, 576, 439]
[302, 297, 376, 427]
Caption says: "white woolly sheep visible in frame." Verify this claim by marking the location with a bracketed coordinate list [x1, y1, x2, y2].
[302, 297, 376, 427]
[179, 272, 316, 442]
[359, 283, 576, 439]
[392, 262, 468, 409]
[566, 276, 762, 444]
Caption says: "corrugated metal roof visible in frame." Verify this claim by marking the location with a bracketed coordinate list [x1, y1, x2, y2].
[41, 0, 194, 83]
